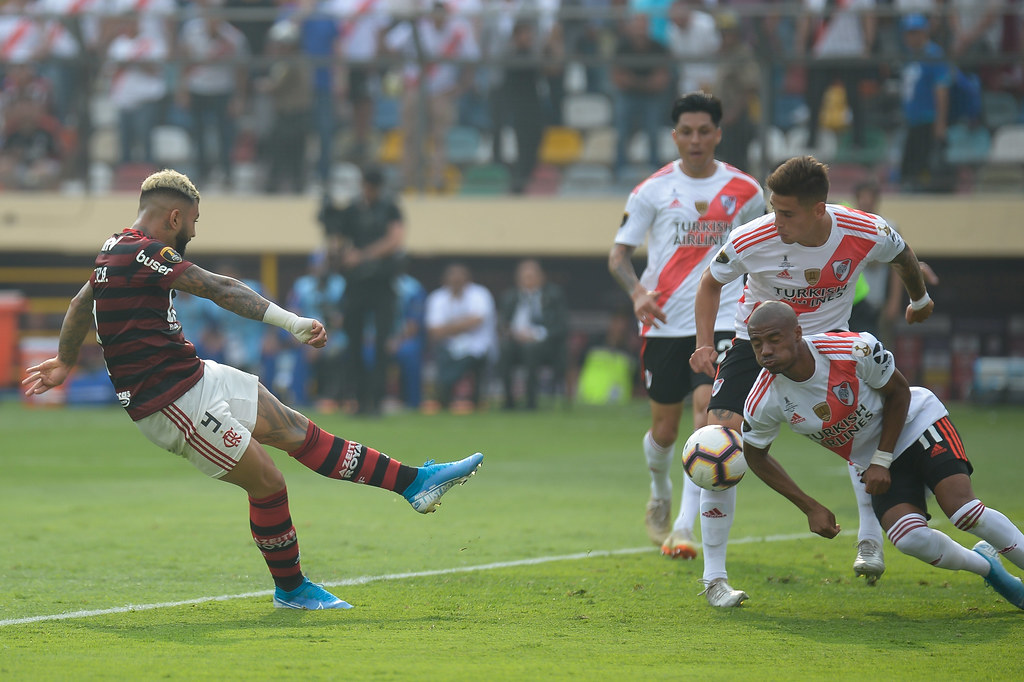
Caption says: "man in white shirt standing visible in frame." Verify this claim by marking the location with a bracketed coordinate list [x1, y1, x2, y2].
[425, 263, 497, 411]
[742, 301, 1024, 611]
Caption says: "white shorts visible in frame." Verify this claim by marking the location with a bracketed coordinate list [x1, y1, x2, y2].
[135, 360, 259, 478]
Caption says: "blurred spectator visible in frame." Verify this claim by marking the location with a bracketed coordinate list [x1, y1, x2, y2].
[178, 0, 250, 188]
[542, 14, 567, 126]
[1, 64, 54, 117]
[559, 0, 610, 93]
[104, 13, 169, 166]
[0, 96, 63, 190]
[387, 272, 427, 410]
[950, 0, 1022, 92]
[709, 10, 761, 172]
[170, 289, 226, 362]
[226, 0, 277, 57]
[33, 0, 107, 122]
[384, 0, 480, 192]
[795, 0, 876, 151]
[497, 19, 545, 193]
[630, 0, 672, 45]
[288, 0, 340, 185]
[497, 258, 568, 410]
[847, 180, 887, 338]
[288, 250, 347, 410]
[255, 19, 312, 194]
[0, 5, 41, 70]
[209, 260, 267, 374]
[898, 13, 950, 192]
[611, 12, 671, 179]
[324, 165, 405, 416]
[108, 0, 178, 48]
[666, 0, 719, 94]
[425, 263, 496, 411]
[332, 0, 391, 163]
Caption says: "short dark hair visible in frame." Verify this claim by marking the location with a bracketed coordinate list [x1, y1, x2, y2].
[766, 156, 830, 205]
[670, 91, 722, 127]
[361, 165, 385, 187]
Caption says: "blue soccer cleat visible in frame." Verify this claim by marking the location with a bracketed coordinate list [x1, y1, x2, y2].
[972, 540, 1024, 609]
[403, 452, 483, 514]
[273, 577, 353, 610]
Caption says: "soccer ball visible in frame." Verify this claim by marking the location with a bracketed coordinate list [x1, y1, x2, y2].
[681, 425, 747, 491]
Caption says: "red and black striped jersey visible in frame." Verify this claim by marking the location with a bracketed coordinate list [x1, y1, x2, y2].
[90, 228, 204, 420]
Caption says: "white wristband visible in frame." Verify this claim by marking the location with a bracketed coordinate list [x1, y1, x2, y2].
[910, 292, 931, 311]
[869, 449, 894, 469]
[263, 302, 315, 343]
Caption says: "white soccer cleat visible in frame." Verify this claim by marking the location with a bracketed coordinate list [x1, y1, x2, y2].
[645, 497, 671, 545]
[854, 539, 886, 585]
[701, 577, 748, 607]
[661, 528, 698, 560]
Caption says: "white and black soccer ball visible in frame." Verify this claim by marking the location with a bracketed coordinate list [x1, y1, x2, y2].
[681, 425, 747, 491]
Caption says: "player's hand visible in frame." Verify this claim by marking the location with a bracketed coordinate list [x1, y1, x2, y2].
[861, 464, 891, 495]
[806, 505, 841, 539]
[304, 319, 328, 348]
[689, 345, 718, 377]
[22, 357, 72, 396]
[905, 298, 934, 324]
[633, 289, 666, 329]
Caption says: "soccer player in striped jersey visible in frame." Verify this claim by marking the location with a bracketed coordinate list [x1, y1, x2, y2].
[742, 301, 1024, 610]
[608, 92, 766, 560]
[22, 169, 483, 610]
[688, 156, 934, 606]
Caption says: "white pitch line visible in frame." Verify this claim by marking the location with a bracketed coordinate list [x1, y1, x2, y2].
[0, 531, 815, 627]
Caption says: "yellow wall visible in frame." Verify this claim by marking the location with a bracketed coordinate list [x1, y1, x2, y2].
[2, 193, 1023, 258]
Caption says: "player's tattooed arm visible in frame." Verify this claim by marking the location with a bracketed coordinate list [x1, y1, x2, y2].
[58, 281, 96, 367]
[173, 264, 271, 321]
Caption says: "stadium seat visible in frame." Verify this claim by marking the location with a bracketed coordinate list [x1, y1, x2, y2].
[539, 127, 583, 165]
[113, 163, 159, 192]
[498, 127, 518, 163]
[982, 90, 1021, 130]
[787, 126, 838, 162]
[445, 125, 484, 165]
[559, 163, 613, 196]
[945, 123, 991, 165]
[615, 163, 654, 191]
[562, 93, 613, 129]
[89, 95, 117, 129]
[525, 163, 561, 195]
[151, 125, 191, 165]
[89, 127, 119, 165]
[835, 127, 887, 165]
[458, 163, 510, 195]
[746, 126, 788, 167]
[89, 161, 113, 193]
[580, 127, 615, 165]
[564, 61, 587, 94]
[988, 124, 1024, 163]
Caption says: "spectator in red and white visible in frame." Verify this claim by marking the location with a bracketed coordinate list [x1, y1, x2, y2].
[0, 96, 63, 190]
[384, 0, 480, 192]
[328, 0, 391, 162]
[107, 0, 179, 50]
[0, 2, 41, 68]
[104, 12, 169, 165]
[177, 0, 250, 188]
[33, 0, 111, 122]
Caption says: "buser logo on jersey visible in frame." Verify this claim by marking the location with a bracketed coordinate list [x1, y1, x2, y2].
[135, 250, 174, 275]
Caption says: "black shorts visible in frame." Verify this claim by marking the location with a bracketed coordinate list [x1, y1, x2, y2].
[707, 338, 762, 417]
[641, 332, 733, 405]
[870, 416, 974, 520]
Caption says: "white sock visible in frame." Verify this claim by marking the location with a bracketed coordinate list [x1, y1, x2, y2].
[644, 430, 673, 501]
[672, 474, 701, 535]
[950, 499, 1024, 571]
[848, 463, 885, 544]
[888, 513, 989, 575]
[700, 486, 737, 582]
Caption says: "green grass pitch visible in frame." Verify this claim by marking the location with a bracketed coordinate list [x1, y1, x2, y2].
[2, 401, 1023, 680]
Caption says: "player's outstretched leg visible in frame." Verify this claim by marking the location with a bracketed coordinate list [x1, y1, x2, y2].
[274, 577, 354, 610]
[402, 452, 484, 513]
[951, 499, 1024, 572]
[889, 513, 1024, 609]
[849, 464, 885, 584]
[662, 475, 701, 559]
[287, 421, 483, 513]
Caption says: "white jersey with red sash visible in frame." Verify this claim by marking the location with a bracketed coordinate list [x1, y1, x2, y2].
[743, 332, 948, 471]
[614, 160, 765, 338]
[710, 203, 905, 340]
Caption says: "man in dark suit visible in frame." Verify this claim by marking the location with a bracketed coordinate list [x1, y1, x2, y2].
[497, 259, 569, 410]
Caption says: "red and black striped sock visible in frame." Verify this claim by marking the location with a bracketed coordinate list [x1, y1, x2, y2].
[249, 488, 303, 592]
[288, 421, 417, 493]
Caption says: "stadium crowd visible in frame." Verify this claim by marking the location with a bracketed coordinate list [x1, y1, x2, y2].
[0, 0, 1022, 195]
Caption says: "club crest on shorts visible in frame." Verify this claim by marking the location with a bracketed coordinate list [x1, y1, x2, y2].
[804, 268, 821, 286]
[711, 378, 724, 396]
[813, 401, 831, 421]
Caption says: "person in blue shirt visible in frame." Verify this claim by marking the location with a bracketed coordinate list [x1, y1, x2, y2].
[899, 14, 950, 192]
